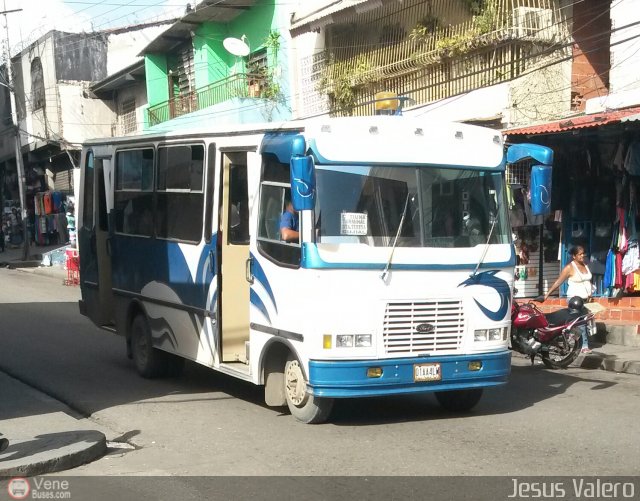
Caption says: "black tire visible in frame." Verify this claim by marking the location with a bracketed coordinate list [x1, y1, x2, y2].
[541, 328, 582, 369]
[130, 314, 169, 378]
[435, 389, 483, 412]
[284, 356, 334, 424]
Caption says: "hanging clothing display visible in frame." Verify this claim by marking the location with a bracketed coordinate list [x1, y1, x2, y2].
[32, 191, 69, 246]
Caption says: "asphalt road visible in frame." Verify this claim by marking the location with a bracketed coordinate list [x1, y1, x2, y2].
[1, 268, 640, 477]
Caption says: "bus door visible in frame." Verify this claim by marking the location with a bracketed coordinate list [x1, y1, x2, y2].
[220, 151, 251, 363]
[79, 151, 114, 326]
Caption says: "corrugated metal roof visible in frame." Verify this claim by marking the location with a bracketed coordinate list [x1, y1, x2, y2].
[291, 0, 378, 33]
[504, 106, 640, 136]
[140, 0, 255, 54]
[622, 112, 640, 122]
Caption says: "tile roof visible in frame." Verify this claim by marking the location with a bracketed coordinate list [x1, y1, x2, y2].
[504, 106, 640, 136]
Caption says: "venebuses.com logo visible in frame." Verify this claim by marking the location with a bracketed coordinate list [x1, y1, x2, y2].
[7, 478, 30, 500]
[7, 477, 71, 499]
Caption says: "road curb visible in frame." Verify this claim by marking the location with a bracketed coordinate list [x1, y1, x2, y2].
[600, 357, 640, 375]
[0, 430, 107, 478]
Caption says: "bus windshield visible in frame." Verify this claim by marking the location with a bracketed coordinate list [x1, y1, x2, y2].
[314, 165, 509, 248]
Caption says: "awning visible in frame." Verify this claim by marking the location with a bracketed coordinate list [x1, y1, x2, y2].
[90, 60, 145, 97]
[504, 105, 640, 136]
[291, 0, 383, 34]
[140, 0, 256, 54]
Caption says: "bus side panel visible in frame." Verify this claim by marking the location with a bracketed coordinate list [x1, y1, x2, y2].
[111, 236, 218, 367]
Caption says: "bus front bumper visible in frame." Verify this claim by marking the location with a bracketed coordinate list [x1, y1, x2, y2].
[308, 351, 511, 398]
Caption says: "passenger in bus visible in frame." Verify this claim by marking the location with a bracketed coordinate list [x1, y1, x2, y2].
[279, 198, 299, 243]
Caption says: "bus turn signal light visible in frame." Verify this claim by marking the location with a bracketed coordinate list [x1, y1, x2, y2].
[367, 367, 383, 378]
[468, 361, 482, 371]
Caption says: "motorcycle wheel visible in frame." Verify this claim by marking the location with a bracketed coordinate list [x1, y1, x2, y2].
[541, 328, 582, 369]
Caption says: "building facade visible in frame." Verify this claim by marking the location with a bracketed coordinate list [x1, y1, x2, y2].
[140, 0, 296, 132]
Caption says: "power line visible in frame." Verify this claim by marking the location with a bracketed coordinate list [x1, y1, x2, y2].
[5, 0, 639, 131]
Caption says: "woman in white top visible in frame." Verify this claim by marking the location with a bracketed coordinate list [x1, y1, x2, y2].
[544, 245, 593, 353]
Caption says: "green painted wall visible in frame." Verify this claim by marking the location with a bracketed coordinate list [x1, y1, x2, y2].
[145, 54, 169, 107]
[194, 22, 229, 89]
[190, 0, 277, 89]
[228, 0, 277, 65]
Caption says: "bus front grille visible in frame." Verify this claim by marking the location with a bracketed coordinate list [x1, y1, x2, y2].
[382, 300, 465, 355]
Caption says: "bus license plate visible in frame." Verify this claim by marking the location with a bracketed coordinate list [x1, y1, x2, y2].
[414, 363, 441, 382]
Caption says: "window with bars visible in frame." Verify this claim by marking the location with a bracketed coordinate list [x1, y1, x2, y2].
[119, 99, 137, 134]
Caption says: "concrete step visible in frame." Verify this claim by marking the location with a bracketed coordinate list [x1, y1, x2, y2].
[599, 322, 640, 347]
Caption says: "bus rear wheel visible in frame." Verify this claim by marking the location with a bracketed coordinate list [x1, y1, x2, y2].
[131, 314, 169, 378]
[284, 357, 334, 424]
[434, 389, 483, 412]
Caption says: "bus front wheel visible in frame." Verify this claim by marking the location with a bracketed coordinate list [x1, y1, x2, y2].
[131, 314, 169, 378]
[434, 389, 483, 412]
[284, 357, 334, 424]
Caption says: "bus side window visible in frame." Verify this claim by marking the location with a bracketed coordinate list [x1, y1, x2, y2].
[256, 156, 301, 267]
[156, 144, 205, 243]
[114, 148, 154, 237]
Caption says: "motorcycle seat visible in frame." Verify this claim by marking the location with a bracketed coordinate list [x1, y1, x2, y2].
[544, 308, 583, 327]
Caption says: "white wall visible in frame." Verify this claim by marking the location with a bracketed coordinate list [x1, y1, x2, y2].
[610, 0, 640, 96]
[58, 82, 113, 144]
[115, 83, 148, 135]
[508, 51, 573, 127]
[406, 82, 510, 124]
[585, 0, 640, 113]
[106, 26, 170, 75]
[290, 30, 327, 119]
[14, 34, 62, 148]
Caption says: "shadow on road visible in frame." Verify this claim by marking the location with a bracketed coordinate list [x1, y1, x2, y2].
[326, 361, 618, 426]
[0, 301, 619, 426]
[0, 301, 267, 421]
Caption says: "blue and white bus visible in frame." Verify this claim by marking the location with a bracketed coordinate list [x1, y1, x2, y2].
[78, 116, 552, 423]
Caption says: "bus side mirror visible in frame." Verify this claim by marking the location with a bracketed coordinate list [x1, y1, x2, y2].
[530, 164, 552, 216]
[507, 143, 554, 216]
[290, 155, 315, 211]
[506, 143, 553, 165]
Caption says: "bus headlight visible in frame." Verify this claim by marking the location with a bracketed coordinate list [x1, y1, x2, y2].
[335, 335, 372, 348]
[336, 335, 354, 347]
[488, 328, 503, 341]
[474, 328, 507, 342]
[474, 329, 488, 342]
[355, 335, 372, 347]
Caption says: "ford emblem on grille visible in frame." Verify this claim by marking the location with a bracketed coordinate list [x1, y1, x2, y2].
[416, 323, 435, 333]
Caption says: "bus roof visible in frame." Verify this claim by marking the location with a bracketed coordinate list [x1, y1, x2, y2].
[83, 116, 505, 169]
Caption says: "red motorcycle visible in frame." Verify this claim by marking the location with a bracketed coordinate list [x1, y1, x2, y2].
[510, 295, 595, 369]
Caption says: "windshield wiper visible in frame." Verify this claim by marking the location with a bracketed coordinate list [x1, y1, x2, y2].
[380, 193, 411, 282]
[470, 209, 498, 278]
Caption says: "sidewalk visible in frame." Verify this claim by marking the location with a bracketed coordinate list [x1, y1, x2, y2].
[0, 243, 70, 282]
[0, 373, 107, 478]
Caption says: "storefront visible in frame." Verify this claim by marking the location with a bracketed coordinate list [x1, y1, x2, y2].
[505, 105, 640, 320]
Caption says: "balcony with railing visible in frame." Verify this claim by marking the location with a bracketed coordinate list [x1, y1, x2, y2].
[297, 0, 570, 117]
[147, 72, 267, 127]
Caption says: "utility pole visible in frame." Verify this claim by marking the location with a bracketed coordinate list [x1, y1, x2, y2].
[1, 3, 29, 261]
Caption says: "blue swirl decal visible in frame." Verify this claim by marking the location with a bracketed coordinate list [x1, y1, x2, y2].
[458, 270, 511, 321]
[251, 254, 278, 314]
[250, 289, 271, 324]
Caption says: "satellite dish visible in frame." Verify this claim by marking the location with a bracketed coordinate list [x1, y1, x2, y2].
[223, 36, 250, 57]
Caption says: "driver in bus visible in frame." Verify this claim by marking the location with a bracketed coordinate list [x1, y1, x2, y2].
[279, 197, 299, 243]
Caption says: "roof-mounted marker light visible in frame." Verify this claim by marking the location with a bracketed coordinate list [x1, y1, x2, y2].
[369, 126, 379, 135]
[493, 135, 501, 144]
[455, 131, 464, 139]
[321, 125, 331, 133]
[415, 128, 424, 136]
[374, 91, 400, 116]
